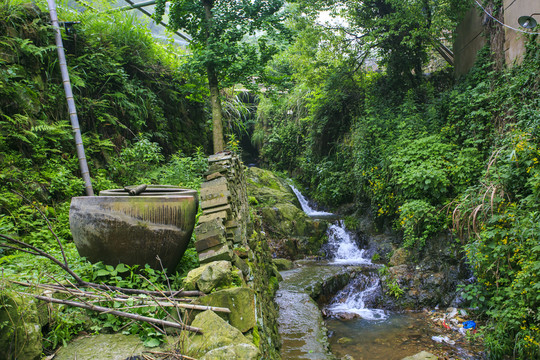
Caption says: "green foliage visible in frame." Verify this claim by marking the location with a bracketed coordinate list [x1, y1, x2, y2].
[256, 2, 539, 356]
[340, 0, 472, 85]
[378, 265, 404, 298]
[457, 130, 540, 359]
[155, 0, 287, 88]
[0, 2, 209, 352]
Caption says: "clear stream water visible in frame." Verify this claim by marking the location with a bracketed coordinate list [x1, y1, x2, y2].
[278, 186, 482, 360]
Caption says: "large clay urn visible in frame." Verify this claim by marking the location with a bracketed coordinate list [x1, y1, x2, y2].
[69, 186, 198, 271]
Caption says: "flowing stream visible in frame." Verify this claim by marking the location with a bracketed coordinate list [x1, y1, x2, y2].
[278, 186, 481, 360]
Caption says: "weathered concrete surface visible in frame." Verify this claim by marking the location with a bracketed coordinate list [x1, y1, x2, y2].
[277, 263, 354, 360]
[503, 0, 540, 66]
[454, 7, 486, 77]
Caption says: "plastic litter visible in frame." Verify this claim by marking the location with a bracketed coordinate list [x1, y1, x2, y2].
[463, 320, 476, 329]
[432, 335, 456, 345]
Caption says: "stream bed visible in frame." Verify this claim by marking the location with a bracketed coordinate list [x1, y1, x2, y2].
[277, 186, 483, 360]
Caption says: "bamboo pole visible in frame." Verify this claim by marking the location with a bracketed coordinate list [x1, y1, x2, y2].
[47, 0, 94, 196]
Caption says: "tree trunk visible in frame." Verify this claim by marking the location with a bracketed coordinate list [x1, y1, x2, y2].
[208, 66, 224, 153]
[203, 0, 224, 153]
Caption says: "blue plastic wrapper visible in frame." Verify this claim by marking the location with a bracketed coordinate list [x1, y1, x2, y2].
[463, 320, 476, 329]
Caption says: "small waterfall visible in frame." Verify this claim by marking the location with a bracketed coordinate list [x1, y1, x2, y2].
[326, 221, 371, 265]
[289, 184, 333, 217]
[290, 185, 386, 320]
[326, 273, 388, 321]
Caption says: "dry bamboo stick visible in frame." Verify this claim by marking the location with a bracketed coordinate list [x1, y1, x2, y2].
[144, 350, 197, 360]
[10, 281, 195, 303]
[11, 281, 229, 313]
[22, 292, 203, 334]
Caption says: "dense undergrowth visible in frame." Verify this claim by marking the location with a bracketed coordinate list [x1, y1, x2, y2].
[0, 0, 210, 351]
[256, 19, 540, 360]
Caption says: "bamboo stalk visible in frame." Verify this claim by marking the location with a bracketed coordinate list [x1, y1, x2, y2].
[46, 0, 93, 196]
[23, 293, 203, 334]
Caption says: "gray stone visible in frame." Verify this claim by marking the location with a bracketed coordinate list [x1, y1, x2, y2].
[197, 261, 233, 293]
[389, 247, 410, 266]
[198, 243, 233, 264]
[54, 334, 145, 360]
[186, 310, 258, 359]
[401, 351, 438, 360]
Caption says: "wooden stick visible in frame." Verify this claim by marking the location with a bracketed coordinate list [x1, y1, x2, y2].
[22, 293, 203, 334]
[0, 235, 204, 298]
[144, 350, 197, 360]
[10, 281, 228, 313]
[10, 281, 197, 303]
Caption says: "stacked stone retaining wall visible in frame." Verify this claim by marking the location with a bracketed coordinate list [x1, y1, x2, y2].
[186, 152, 281, 359]
[194, 152, 249, 264]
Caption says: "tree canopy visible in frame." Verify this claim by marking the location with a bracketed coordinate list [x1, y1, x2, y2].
[154, 0, 287, 152]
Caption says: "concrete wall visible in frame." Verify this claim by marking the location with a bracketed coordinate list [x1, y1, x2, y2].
[454, 6, 487, 76]
[503, 0, 538, 65]
[454, 0, 539, 75]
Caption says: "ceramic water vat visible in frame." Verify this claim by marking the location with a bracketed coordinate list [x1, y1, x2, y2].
[70, 186, 198, 271]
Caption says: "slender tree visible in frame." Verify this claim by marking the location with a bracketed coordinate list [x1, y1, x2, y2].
[155, 0, 286, 153]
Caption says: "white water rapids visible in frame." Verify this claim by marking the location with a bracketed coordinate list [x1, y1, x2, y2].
[290, 184, 388, 321]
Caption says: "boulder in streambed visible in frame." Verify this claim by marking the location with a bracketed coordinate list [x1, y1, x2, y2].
[0, 290, 42, 360]
[401, 350, 438, 360]
[186, 310, 259, 359]
[273, 258, 293, 271]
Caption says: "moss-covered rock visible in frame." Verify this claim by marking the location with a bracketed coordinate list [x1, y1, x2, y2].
[0, 290, 42, 360]
[273, 258, 294, 271]
[182, 260, 232, 293]
[53, 334, 146, 360]
[246, 167, 298, 207]
[196, 287, 256, 333]
[389, 247, 410, 266]
[186, 310, 259, 359]
[246, 168, 328, 259]
[200, 343, 260, 359]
